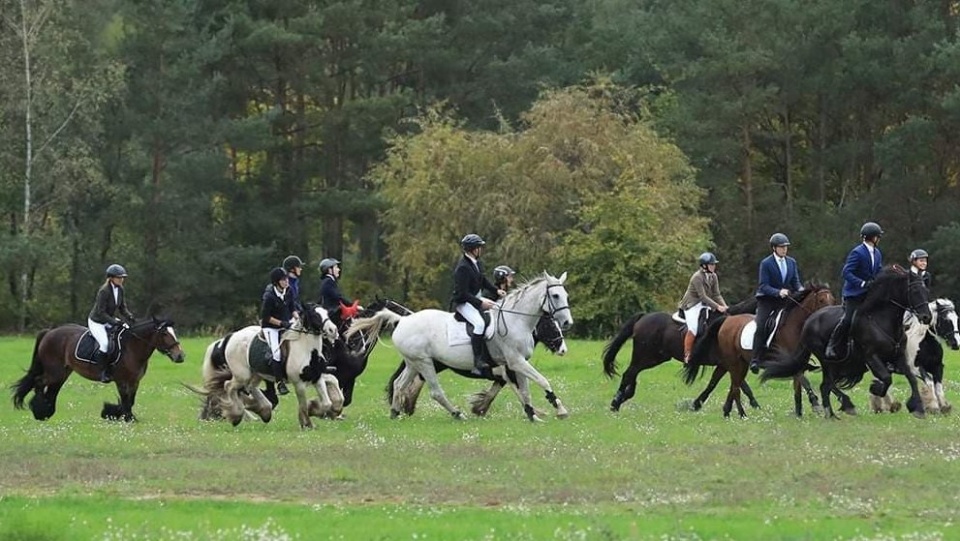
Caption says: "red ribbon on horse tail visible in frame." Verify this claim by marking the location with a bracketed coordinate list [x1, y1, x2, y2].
[340, 301, 360, 319]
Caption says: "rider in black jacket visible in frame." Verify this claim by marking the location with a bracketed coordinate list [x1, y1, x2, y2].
[450, 234, 504, 375]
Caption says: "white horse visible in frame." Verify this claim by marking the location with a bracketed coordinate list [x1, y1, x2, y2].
[198, 304, 341, 429]
[348, 272, 573, 421]
[870, 298, 960, 414]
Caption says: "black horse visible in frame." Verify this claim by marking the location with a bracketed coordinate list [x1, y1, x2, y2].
[602, 299, 760, 412]
[762, 266, 932, 418]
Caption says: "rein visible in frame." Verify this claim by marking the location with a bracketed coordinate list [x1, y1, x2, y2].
[490, 283, 569, 338]
[126, 321, 180, 356]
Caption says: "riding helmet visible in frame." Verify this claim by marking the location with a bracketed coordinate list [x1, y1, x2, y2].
[698, 252, 718, 266]
[909, 248, 929, 262]
[769, 233, 791, 247]
[493, 265, 515, 283]
[282, 255, 304, 271]
[319, 258, 340, 274]
[269, 267, 287, 285]
[460, 234, 486, 251]
[860, 222, 883, 239]
[105, 264, 128, 278]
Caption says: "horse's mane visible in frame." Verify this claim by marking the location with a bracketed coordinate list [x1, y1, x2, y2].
[129, 317, 173, 331]
[789, 281, 830, 304]
[859, 266, 908, 314]
[502, 273, 551, 307]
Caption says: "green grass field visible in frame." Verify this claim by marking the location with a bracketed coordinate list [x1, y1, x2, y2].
[0, 333, 958, 540]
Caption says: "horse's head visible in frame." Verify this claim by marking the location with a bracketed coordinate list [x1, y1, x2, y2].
[362, 297, 413, 318]
[865, 266, 932, 324]
[534, 315, 567, 356]
[135, 318, 185, 363]
[541, 271, 573, 330]
[303, 303, 339, 343]
[933, 299, 960, 350]
[795, 283, 835, 313]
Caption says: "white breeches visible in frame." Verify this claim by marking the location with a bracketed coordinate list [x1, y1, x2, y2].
[88, 319, 110, 352]
[456, 303, 486, 335]
[263, 328, 281, 362]
[684, 303, 704, 336]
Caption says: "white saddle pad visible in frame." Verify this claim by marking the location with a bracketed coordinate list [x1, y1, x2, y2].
[446, 319, 495, 347]
[739, 311, 784, 350]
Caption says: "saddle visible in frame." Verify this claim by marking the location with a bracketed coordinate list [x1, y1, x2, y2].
[739, 310, 786, 351]
[453, 310, 494, 340]
[75, 328, 125, 365]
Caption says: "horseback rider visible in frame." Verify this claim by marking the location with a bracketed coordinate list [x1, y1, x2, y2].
[750, 233, 803, 374]
[87, 264, 136, 383]
[493, 265, 516, 292]
[319, 257, 362, 330]
[282, 255, 305, 319]
[261, 266, 296, 395]
[452, 234, 505, 375]
[909, 249, 931, 290]
[678, 252, 728, 363]
[825, 221, 884, 360]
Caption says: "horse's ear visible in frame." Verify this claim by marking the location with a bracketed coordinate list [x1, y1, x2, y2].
[558, 271, 567, 284]
[892, 264, 906, 274]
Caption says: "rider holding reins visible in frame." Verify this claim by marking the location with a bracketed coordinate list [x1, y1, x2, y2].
[451, 234, 505, 375]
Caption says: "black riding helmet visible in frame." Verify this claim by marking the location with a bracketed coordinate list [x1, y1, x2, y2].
[493, 265, 515, 283]
[282, 255, 304, 271]
[319, 258, 340, 274]
[909, 249, 929, 262]
[860, 222, 883, 239]
[461, 234, 486, 251]
[769, 233, 790, 247]
[698, 252, 718, 267]
[269, 267, 287, 285]
[106, 264, 128, 278]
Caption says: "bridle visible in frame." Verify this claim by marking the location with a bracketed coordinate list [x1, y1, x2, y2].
[126, 321, 181, 357]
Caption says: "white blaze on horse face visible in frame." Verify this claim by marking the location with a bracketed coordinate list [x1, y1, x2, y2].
[314, 306, 339, 342]
[546, 272, 573, 330]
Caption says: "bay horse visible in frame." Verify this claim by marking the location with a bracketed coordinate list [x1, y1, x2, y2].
[384, 314, 569, 419]
[348, 272, 573, 421]
[196, 304, 340, 429]
[11, 317, 185, 422]
[682, 283, 836, 417]
[762, 266, 932, 418]
[602, 298, 760, 412]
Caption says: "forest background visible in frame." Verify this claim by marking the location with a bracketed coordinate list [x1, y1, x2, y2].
[2, 0, 960, 337]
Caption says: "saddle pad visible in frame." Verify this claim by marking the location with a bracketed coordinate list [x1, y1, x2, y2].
[74, 330, 121, 365]
[248, 336, 275, 376]
[446, 319, 494, 347]
[739, 311, 784, 350]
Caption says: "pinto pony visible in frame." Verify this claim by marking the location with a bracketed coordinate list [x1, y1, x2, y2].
[11, 317, 185, 422]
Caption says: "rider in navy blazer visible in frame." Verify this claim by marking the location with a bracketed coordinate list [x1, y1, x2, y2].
[825, 221, 884, 359]
[750, 233, 803, 373]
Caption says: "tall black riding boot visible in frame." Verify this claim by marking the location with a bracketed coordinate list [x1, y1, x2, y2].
[470, 334, 491, 376]
[272, 360, 289, 395]
[95, 350, 112, 383]
[824, 321, 850, 360]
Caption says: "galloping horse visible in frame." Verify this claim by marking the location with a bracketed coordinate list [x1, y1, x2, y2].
[348, 272, 573, 421]
[197, 304, 339, 428]
[602, 299, 760, 412]
[11, 317, 185, 422]
[762, 267, 932, 418]
[870, 298, 960, 414]
[384, 314, 569, 419]
[682, 284, 837, 417]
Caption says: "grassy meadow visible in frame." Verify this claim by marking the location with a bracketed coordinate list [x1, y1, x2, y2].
[0, 332, 958, 540]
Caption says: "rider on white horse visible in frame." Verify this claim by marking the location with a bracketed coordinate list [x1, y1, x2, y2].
[452, 234, 505, 375]
[260, 266, 296, 395]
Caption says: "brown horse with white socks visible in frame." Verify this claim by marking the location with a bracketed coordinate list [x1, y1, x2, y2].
[11, 317, 185, 422]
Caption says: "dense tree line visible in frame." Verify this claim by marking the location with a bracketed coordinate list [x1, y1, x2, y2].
[1, 0, 958, 336]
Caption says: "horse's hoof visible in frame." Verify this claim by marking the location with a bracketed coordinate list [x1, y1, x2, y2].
[609, 404, 620, 412]
[941, 404, 952, 414]
[556, 410, 570, 420]
[451, 411, 466, 420]
[842, 407, 858, 416]
[530, 414, 545, 423]
[911, 410, 926, 419]
[889, 401, 902, 413]
[812, 404, 824, 415]
[230, 418, 242, 427]
[390, 409, 400, 419]
[749, 401, 761, 409]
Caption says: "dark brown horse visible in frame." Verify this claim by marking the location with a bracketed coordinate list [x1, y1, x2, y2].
[11, 318, 185, 422]
[603, 299, 759, 412]
[682, 284, 836, 417]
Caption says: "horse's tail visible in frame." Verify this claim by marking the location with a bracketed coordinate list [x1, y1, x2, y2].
[602, 313, 642, 378]
[347, 309, 401, 341]
[11, 329, 48, 409]
[683, 315, 725, 385]
[760, 344, 812, 382]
